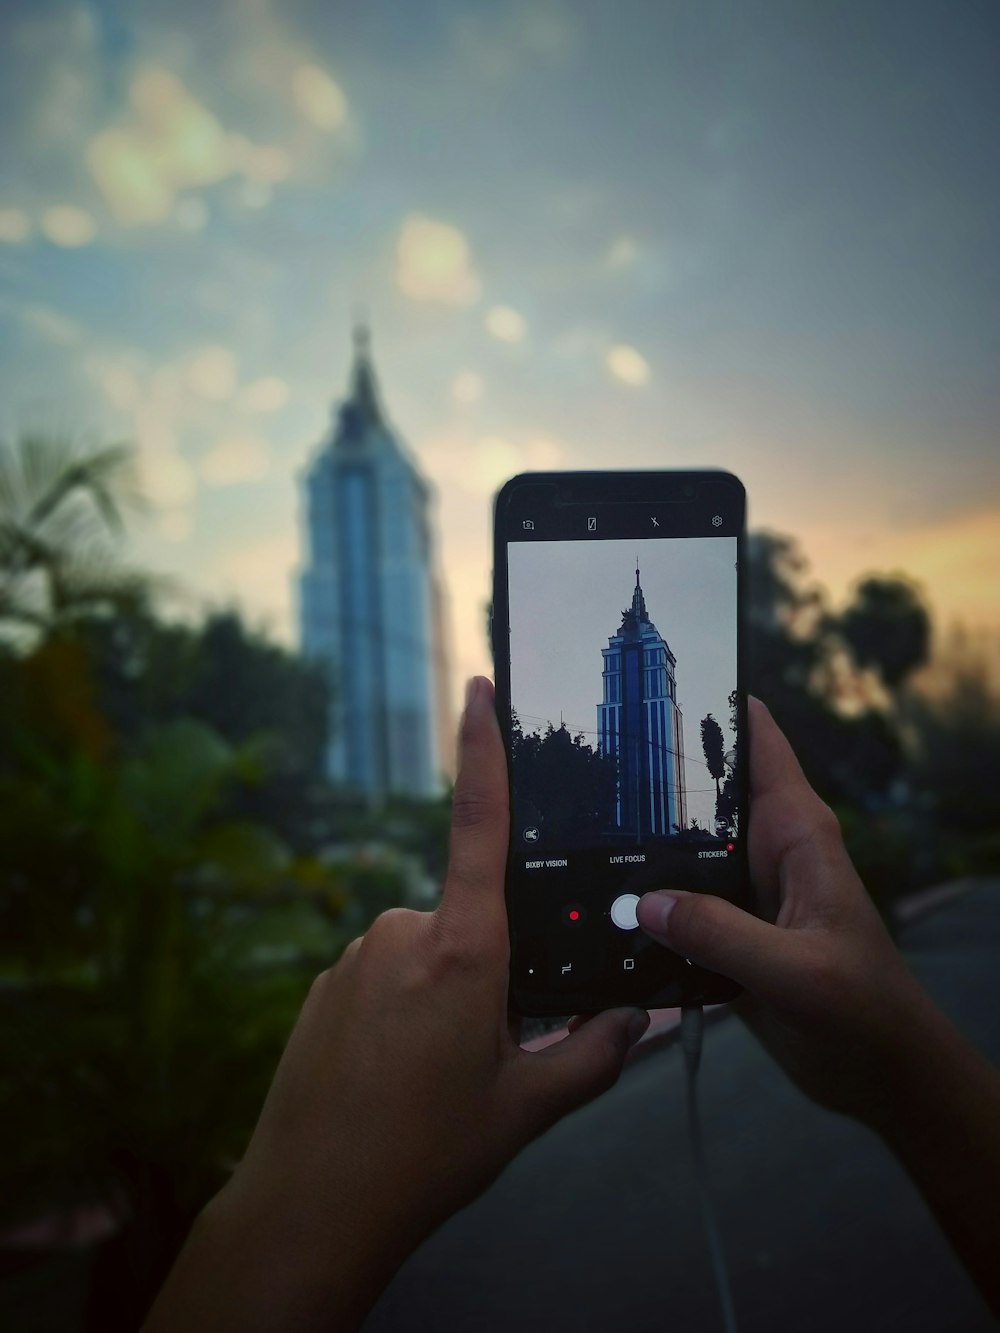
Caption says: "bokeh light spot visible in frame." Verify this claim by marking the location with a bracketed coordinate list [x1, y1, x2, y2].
[292, 65, 349, 132]
[485, 305, 527, 343]
[40, 206, 97, 248]
[200, 436, 271, 487]
[239, 376, 290, 413]
[396, 214, 481, 306]
[606, 343, 650, 385]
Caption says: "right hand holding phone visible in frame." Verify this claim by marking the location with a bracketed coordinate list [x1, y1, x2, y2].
[635, 696, 935, 1129]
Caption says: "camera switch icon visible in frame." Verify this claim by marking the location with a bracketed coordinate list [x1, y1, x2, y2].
[622, 957, 636, 971]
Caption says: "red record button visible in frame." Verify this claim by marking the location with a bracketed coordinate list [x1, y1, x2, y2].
[561, 904, 586, 926]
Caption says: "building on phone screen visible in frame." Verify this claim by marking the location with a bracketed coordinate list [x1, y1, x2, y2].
[597, 567, 687, 839]
[298, 326, 452, 800]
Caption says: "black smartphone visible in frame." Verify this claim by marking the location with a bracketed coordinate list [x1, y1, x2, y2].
[492, 470, 751, 1016]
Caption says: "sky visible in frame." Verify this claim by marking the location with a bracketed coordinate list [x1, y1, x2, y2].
[508, 536, 737, 830]
[1, 0, 998, 712]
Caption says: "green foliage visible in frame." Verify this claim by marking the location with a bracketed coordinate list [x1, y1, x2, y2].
[74, 606, 332, 849]
[0, 640, 350, 1227]
[0, 436, 359, 1235]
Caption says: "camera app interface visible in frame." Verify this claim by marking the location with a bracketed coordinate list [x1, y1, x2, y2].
[507, 534, 738, 871]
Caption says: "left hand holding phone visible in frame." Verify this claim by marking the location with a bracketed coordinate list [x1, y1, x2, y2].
[143, 675, 649, 1333]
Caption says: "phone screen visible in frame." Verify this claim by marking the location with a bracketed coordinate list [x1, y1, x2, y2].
[493, 472, 750, 1013]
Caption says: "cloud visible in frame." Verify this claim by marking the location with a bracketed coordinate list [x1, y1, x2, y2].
[606, 343, 651, 386]
[452, 2, 578, 82]
[174, 196, 209, 232]
[221, 530, 298, 638]
[0, 208, 31, 243]
[240, 181, 272, 210]
[467, 436, 521, 494]
[86, 65, 291, 226]
[606, 234, 639, 269]
[238, 376, 289, 413]
[808, 504, 1000, 633]
[157, 509, 193, 543]
[136, 435, 197, 510]
[522, 437, 565, 470]
[485, 305, 527, 343]
[84, 353, 146, 411]
[451, 371, 484, 404]
[424, 433, 534, 497]
[19, 303, 84, 346]
[200, 435, 271, 487]
[40, 205, 97, 247]
[187, 345, 238, 401]
[292, 65, 349, 132]
[396, 214, 481, 306]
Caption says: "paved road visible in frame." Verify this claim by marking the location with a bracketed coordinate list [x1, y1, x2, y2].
[363, 881, 1000, 1333]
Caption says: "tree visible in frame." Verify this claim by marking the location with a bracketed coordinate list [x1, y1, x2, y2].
[835, 576, 931, 691]
[0, 616, 352, 1326]
[700, 713, 726, 803]
[745, 530, 907, 810]
[75, 607, 333, 850]
[510, 710, 617, 842]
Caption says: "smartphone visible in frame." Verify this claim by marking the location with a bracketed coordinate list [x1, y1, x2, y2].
[492, 470, 751, 1016]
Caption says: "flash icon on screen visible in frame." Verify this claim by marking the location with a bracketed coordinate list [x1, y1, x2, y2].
[588, 516, 597, 531]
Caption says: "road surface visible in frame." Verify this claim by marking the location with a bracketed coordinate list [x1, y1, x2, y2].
[363, 880, 999, 1333]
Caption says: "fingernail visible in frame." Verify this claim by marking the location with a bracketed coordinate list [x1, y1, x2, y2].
[627, 1010, 650, 1046]
[643, 892, 677, 937]
[464, 676, 480, 709]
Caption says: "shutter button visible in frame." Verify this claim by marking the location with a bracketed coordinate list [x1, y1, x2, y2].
[610, 894, 640, 930]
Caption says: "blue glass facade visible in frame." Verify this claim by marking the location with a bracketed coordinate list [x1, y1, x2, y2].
[597, 568, 687, 838]
[298, 331, 445, 800]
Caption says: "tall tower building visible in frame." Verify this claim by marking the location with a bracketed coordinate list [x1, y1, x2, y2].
[298, 328, 450, 800]
[597, 566, 687, 839]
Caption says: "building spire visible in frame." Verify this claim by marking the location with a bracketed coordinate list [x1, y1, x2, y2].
[632, 563, 648, 622]
[347, 319, 383, 425]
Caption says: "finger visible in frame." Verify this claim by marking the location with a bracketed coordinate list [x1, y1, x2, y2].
[747, 695, 810, 801]
[636, 890, 808, 999]
[437, 676, 509, 933]
[566, 1012, 597, 1034]
[522, 1008, 649, 1129]
[746, 697, 857, 912]
[506, 999, 522, 1045]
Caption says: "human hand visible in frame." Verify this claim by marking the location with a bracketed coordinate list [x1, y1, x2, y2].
[635, 696, 934, 1127]
[145, 676, 648, 1333]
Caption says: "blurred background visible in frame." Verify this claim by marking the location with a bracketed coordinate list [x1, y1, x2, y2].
[1, 0, 998, 1328]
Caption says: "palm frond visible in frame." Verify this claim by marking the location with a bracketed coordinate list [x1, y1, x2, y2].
[0, 434, 155, 634]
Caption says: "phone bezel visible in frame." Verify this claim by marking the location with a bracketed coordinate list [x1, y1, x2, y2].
[492, 470, 751, 1016]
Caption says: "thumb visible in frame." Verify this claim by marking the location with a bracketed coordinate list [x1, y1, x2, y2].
[637, 890, 802, 997]
[522, 1008, 650, 1130]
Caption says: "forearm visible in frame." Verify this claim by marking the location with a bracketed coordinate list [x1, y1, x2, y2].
[872, 995, 1000, 1317]
[141, 1183, 413, 1333]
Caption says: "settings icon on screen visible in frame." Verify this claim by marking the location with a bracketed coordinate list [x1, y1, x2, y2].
[712, 514, 723, 528]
